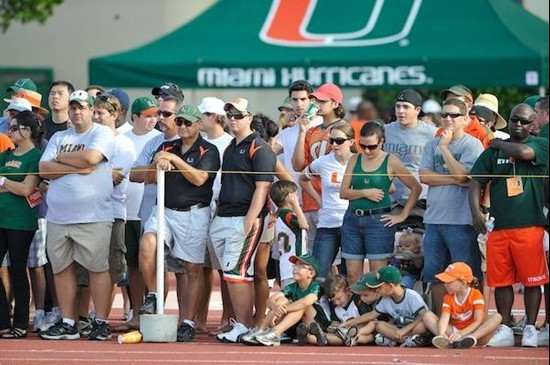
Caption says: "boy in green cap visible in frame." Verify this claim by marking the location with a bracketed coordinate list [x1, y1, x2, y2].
[243, 254, 324, 346]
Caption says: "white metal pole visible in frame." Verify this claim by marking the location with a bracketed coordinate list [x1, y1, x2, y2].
[156, 167, 165, 315]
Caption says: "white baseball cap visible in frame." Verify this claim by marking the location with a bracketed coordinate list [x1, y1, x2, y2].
[422, 99, 442, 114]
[6, 97, 32, 112]
[198, 97, 226, 115]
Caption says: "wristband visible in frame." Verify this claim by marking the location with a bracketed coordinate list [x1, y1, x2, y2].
[0, 176, 6, 187]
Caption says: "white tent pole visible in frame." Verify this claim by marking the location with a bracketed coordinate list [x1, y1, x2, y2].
[156, 167, 165, 315]
[539, 86, 546, 96]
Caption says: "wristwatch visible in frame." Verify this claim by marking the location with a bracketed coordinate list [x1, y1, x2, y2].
[0, 177, 6, 187]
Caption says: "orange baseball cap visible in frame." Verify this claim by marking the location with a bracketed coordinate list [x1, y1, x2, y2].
[435, 262, 474, 283]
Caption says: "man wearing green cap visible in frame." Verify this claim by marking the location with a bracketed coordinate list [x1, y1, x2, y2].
[277, 96, 295, 129]
[139, 104, 221, 342]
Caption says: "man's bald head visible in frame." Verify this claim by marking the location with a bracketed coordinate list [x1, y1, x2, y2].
[508, 103, 535, 140]
[510, 103, 534, 119]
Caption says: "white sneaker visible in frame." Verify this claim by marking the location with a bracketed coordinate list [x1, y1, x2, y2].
[43, 307, 62, 332]
[537, 324, 549, 347]
[216, 319, 248, 343]
[33, 310, 45, 333]
[487, 324, 515, 347]
[375, 333, 397, 347]
[521, 324, 538, 348]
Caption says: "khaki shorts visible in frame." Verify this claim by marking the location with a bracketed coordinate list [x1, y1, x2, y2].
[47, 221, 112, 274]
[109, 219, 127, 284]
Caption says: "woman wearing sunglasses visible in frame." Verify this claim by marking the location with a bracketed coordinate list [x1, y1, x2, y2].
[300, 121, 355, 280]
[340, 121, 421, 285]
[0, 111, 43, 338]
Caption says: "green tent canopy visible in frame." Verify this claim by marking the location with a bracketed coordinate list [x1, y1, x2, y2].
[89, 0, 549, 89]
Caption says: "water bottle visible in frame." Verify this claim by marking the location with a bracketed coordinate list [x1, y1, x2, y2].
[477, 217, 495, 245]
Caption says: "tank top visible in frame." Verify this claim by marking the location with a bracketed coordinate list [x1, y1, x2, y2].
[349, 153, 392, 210]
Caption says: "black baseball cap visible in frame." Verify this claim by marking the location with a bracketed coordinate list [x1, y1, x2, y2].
[395, 89, 422, 107]
[151, 82, 184, 102]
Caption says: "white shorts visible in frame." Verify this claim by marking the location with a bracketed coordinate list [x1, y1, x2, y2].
[144, 205, 210, 265]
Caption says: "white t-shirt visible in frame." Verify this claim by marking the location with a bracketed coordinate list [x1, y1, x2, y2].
[134, 133, 179, 222]
[375, 288, 428, 328]
[123, 128, 161, 221]
[204, 132, 233, 203]
[111, 133, 137, 220]
[304, 153, 349, 228]
[116, 121, 133, 135]
[40, 123, 115, 224]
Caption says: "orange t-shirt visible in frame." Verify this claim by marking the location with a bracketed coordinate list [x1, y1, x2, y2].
[349, 118, 366, 152]
[0, 134, 14, 152]
[436, 116, 494, 149]
[303, 124, 333, 212]
[441, 288, 485, 330]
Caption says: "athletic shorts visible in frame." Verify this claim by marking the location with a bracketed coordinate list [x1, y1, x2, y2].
[124, 220, 141, 268]
[487, 226, 549, 287]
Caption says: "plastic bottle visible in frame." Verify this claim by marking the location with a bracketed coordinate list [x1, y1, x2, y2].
[485, 216, 495, 232]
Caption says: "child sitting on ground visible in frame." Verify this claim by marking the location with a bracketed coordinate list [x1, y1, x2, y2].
[389, 228, 423, 289]
[341, 266, 431, 347]
[423, 262, 502, 349]
[242, 254, 323, 346]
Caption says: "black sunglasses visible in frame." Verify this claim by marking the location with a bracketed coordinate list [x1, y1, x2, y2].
[360, 142, 380, 151]
[329, 137, 349, 145]
[96, 93, 117, 102]
[441, 112, 464, 119]
[226, 112, 248, 120]
[509, 117, 532, 125]
[174, 117, 195, 127]
[157, 110, 176, 118]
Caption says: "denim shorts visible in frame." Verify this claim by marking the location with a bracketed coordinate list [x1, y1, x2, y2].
[422, 224, 482, 283]
[341, 208, 396, 260]
[312, 227, 341, 279]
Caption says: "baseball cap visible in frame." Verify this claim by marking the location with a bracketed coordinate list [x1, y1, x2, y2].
[131, 97, 158, 116]
[350, 272, 379, 291]
[6, 97, 33, 112]
[523, 95, 541, 109]
[69, 90, 94, 107]
[151, 82, 184, 102]
[366, 266, 403, 288]
[277, 96, 292, 111]
[198, 97, 226, 115]
[289, 254, 320, 277]
[310, 83, 343, 104]
[224, 98, 251, 114]
[441, 84, 474, 103]
[108, 88, 130, 111]
[7, 78, 37, 93]
[176, 104, 202, 122]
[470, 105, 494, 123]
[422, 99, 442, 114]
[435, 262, 474, 284]
[396, 89, 422, 107]
[473, 93, 507, 130]
[347, 96, 363, 113]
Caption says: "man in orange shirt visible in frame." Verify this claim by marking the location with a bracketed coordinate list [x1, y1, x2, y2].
[439, 85, 493, 149]
[349, 100, 379, 152]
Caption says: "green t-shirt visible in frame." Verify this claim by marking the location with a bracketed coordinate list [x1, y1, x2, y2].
[471, 136, 548, 230]
[540, 123, 549, 141]
[282, 280, 323, 302]
[0, 148, 42, 231]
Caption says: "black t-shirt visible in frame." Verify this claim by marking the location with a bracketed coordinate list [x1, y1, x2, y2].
[43, 117, 69, 140]
[218, 132, 276, 217]
[155, 135, 220, 209]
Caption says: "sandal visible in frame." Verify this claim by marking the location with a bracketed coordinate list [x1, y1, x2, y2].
[0, 327, 27, 339]
[0, 328, 10, 336]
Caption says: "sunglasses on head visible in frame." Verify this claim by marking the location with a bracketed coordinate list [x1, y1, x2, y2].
[360, 142, 380, 151]
[226, 112, 248, 120]
[509, 117, 532, 125]
[157, 110, 176, 118]
[96, 93, 117, 102]
[329, 137, 349, 145]
[174, 117, 195, 127]
[441, 112, 464, 119]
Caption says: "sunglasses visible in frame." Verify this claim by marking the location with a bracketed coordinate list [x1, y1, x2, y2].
[329, 137, 349, 145]
[441, 112, 464, 119]
[174, 117, 195, 127]
[226, 112, 249, 120]
[157, 110, 176, 118]
[360, 142, 380, 151]
[96, 93, 117, 102]
[509, 117, 532, 125]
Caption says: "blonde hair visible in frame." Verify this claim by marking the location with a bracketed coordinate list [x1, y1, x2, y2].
[324, 274, 349, 299]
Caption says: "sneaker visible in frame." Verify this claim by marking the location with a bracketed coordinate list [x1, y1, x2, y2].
[33, 310, 45, 333]
[79, 317, 93, 337]
[295, 323, 309, 346]
[375, 333, 397, 347]
[309, 322, 327, 346]
[280, 332, 293, 344]
[521, 324, 538, 348]
[139, 294, 157, 315]
[537, 324, 549, 347]
[345, 326, 360, 347]
[487, 324, 515, 347]
[512, 316, 526, 336]
[216, 319, 248, 343]
[40, 321, 80, 340]
[88, 319, 111, 341]
[334, 327, 349, 343]
[453, 335, 477, 349]
[43, 307, 62, 332]
[241, 327, 261, 345]
[432, 335, 451, 349]
[254, 328, 281, 347]
[177, 322, 195, 342]
[124, 309, 134, 322]
[400, 334, 430, 347]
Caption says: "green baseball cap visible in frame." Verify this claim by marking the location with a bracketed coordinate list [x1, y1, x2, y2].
[441, 84, 474, 103]
[289, 254, 320, 277]
[365, 266, 402, 288]
[69, 90, 94, 107]
[131, 97, 158, 116]
[523, 95, 541, 109]
[278, 96, 292, 111]
[350, 272, 379, 291]
[176, 104, 202, 122]
[6, 78, 37, 93]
